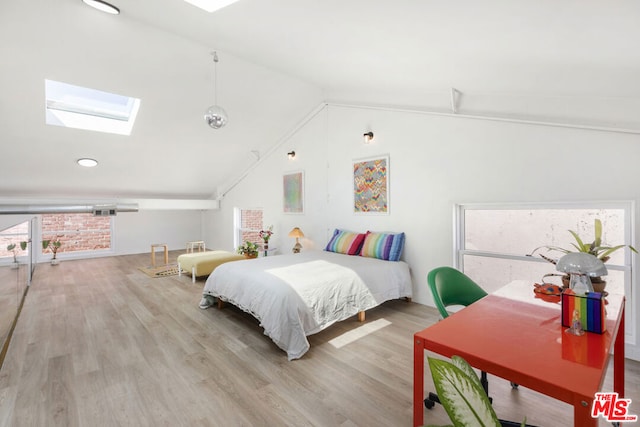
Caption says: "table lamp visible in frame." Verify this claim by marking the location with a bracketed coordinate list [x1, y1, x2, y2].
[556, 252, 607, 295]
[288, 227, 304, 253]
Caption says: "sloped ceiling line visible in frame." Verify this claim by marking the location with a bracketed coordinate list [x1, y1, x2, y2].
[328, 101, 640, 135]
[217, 102, 329, 199]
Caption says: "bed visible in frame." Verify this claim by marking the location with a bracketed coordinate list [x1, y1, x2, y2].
[199, 250, 412, 360]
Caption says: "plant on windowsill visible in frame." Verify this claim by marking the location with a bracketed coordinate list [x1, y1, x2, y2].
[42, 238, 62, 265]
[528, 219, 637, 292]
[237, 241, 259, 259]
[6, 242, 27, 268]
[425, 355, 526, 427]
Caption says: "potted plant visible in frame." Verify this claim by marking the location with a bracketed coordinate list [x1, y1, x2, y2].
[529, 219, 637, 291]
[42, 238, 62, 265]
[237, 241, 259, 259]
[426, 355, 526, 427]
[6, 243, 20, 268]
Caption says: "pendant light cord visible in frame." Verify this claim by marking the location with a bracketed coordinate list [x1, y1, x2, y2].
[212, 51, 219, 105]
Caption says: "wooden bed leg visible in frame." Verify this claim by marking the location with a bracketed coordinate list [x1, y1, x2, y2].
[357, 311, 365, 322]
[217, 299, 225, 309]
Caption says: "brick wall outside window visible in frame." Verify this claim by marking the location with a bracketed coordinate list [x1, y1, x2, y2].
[239, 209, 263, 244]
[41, 213, 111, 254]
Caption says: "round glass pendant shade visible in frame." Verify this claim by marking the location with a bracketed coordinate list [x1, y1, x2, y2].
[204, 105, 228, 129]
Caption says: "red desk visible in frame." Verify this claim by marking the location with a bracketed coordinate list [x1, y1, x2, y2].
[413, 281, 625, 427]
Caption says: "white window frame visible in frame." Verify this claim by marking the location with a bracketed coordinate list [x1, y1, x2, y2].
[233, 207, 263, 249]
[455, 200, 637, 359]
[45, 79, 141, 136]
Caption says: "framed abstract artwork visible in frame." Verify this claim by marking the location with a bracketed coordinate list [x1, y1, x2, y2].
[283, 171, 304, 214]
[353, 155, 389, 214]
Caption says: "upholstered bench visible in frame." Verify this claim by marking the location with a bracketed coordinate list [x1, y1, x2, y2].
[177, 250, 245, 283]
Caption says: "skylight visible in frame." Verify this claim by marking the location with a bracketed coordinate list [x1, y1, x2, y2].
[183, 0, 240, 13]
[45, 79, 140, 136]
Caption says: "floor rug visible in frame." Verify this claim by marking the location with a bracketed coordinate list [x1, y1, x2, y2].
[139, 264, 182, 278]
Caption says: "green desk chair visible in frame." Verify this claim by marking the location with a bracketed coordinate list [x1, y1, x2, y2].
[425, 267, 524, 427]
[428, 266, 488, 320]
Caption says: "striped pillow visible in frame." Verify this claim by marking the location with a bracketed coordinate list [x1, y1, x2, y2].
[324, 229, 366, 256]
[360, 232, 405, 261]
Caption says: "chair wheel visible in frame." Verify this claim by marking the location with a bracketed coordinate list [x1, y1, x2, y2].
[510, 382, 519, 389]
[424, 398, 435, 409]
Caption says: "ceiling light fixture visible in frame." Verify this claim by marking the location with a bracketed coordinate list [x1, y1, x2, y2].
[77, 158, 98, 167]
[363, 131, 374, 144]
[287, 151, 296, 159]
[204, 51, 228, 129]
[82, 0, 120, 15]
[183, 0, 240, 13]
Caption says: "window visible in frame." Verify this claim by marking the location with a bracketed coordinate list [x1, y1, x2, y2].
[456, 202, 635, 345]
[0, 222, 30, 261]
[41, 213, 112, 256]
[234, 208, 263, 249]
[45, 79, 140, 136]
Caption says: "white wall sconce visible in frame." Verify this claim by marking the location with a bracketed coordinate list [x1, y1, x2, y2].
[363, 131, 374, 144]
[287, 151, 296, 159]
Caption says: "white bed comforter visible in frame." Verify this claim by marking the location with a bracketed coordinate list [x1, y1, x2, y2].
[201, 251, 412, 360]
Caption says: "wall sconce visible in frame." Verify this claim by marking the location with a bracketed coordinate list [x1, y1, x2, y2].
[363, 131, 374, 144]
[287, 151, 296, 159]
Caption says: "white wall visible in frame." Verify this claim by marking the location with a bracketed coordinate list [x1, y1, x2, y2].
[204, 107, 330, 253]
[206, 103, 640, 359]
[114, 210, 204, 255]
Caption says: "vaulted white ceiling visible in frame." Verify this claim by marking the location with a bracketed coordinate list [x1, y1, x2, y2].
[1, 0, 639, 202]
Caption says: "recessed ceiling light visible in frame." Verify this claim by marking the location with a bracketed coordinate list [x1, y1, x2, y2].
[183, 0, 240, 13]
[82, 0, 120, 15]
[77, 158, 98, 167]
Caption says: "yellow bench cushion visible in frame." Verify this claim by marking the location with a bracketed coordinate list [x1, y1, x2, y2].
[177, 250, 244, 277]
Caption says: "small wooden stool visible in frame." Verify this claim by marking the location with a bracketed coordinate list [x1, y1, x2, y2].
[186, 240, 206, 253]
[151, 243, 169, 267]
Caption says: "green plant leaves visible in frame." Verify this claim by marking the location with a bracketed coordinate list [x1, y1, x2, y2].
[428, 356, 500, 427]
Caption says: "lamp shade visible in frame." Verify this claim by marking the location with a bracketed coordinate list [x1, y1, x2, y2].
[288, 227, 304, 238]
[556, 252, 608, 277]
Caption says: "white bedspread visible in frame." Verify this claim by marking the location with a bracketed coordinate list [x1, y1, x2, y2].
[201, 250, 412, 360]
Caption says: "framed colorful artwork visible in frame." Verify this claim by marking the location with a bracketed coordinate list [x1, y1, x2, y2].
[283, 171, 304, 214]
[353, 155, 389, 214]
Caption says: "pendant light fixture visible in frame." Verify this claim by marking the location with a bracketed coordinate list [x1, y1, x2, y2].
[204, 51, 228, 129]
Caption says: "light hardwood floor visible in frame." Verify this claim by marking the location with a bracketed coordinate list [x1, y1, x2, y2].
[0, 252, 638, 427]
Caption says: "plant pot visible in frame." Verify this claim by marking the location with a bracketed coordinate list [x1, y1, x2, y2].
[244, 253, 257, 259]
[10, 261, 19, 270]
[51, 259, 60, 266]
[591, 277, 607, 293]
